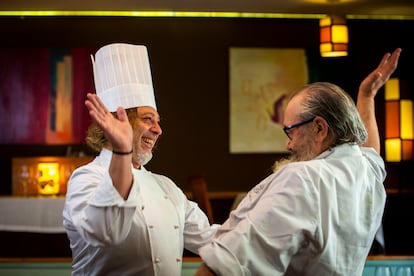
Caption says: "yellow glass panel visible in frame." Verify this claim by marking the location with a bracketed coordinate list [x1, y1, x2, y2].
[321, 51, 348, 57]
[385, 78, 400, 100]
[331, 25, 348, 43]
[401, 100, 413, 139]
[385, 101, 400, 138]
[320, 43, 333, 53]
[385, 138, 401, 162]
[319, 17, 332, 27]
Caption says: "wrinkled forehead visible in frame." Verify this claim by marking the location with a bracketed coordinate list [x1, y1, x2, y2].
[284, 92, 306, 122]
[137, 106, 160, 118]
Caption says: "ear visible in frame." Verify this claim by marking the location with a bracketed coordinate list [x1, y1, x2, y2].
[313, 116, 330, 142]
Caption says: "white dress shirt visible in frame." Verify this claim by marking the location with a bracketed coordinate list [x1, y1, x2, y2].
[199, 144, 386, 276]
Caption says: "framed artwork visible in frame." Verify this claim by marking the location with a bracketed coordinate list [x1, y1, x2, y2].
[0, 48, 96, 144]
[229, 47, 309, 153]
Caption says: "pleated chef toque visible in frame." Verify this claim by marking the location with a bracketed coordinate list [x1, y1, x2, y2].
[91, 43, 157, 112]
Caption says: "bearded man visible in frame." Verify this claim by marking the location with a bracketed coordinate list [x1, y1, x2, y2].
[195, 48, 401, 276]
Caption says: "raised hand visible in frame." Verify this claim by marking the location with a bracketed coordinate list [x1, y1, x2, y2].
[357, 48, 401, 153]
[359, 48, 401, 99]
[85, 93, 133, 152]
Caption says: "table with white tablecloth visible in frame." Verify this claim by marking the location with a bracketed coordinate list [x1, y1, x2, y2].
[0, 196, 65, 233]
[0, 196, 70, 257]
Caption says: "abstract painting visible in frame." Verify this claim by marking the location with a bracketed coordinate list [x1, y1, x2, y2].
[0, 48, 96, 144]
[229, 47, 309, 153]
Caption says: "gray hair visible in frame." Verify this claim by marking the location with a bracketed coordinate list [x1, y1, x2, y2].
[290, 82, 368, 146]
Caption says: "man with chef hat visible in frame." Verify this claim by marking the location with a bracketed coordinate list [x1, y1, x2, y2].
[63, 43, 218, 275]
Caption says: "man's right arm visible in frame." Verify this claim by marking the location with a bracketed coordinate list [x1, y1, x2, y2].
[357, 48, 401, 153]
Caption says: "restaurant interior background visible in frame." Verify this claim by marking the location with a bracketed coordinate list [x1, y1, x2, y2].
[0, 0, 414, 259]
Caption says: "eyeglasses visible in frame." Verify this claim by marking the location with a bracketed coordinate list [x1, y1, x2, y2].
[283, 117, 316, 139]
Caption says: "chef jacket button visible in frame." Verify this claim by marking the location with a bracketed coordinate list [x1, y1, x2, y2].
[174, 225, 179, 229]
[141, 205, 145, 210]
[176, 258, 181, 262]
[148, 225, 154, 229]
[164, 195, 168, 199]
[154, 257, 161, 263]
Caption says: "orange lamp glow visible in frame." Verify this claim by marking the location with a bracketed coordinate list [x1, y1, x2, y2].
[385, 78, 414, 162]
[320, 15, 348, 58]
[37, 162, 60, 195]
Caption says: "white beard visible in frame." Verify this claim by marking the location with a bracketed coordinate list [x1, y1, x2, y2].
[273, 136, 317, 173]
[137, 152, 153, 166]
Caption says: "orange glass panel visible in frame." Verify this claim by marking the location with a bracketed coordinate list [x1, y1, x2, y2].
[332, 44, 348, 51]
[385, 101, 400, 138]
[402, 140, 414, 161]
[320, 27, 331, 43]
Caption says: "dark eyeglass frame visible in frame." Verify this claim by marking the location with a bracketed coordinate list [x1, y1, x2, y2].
[283, 116, 316, 139]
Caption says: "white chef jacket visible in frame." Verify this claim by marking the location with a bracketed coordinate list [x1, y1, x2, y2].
[63, 149, 218, 276]
[199, 144, 386, 276]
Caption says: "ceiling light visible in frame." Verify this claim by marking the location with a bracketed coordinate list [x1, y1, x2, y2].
[319, 15, 348, 57]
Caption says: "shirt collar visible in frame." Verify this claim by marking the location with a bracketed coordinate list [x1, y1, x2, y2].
[315, 144, 361, 160]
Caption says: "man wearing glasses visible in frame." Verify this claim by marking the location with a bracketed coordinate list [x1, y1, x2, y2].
[283, 116, 316, 140]
[196, 48, 401, 276]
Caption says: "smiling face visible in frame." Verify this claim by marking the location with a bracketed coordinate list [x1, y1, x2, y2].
[131, 106, 162, 168]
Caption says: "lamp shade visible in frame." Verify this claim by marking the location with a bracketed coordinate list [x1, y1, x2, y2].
[320, 15, 348, 57]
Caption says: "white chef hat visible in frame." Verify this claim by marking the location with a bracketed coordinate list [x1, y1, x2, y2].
[91, 43, 157, 112]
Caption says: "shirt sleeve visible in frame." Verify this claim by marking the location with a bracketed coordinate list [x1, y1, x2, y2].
[183, 199, 220, 254]
[64, 161, 138, 246]
[199, 166, 319, 275]
[360, 147, 386, 182]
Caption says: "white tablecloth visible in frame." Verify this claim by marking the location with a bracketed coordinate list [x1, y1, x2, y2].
[0, 196, 66, 233]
